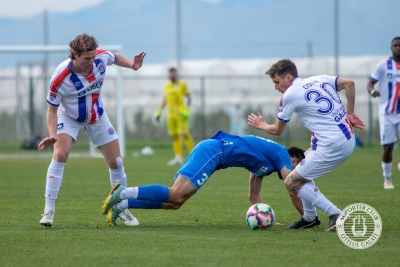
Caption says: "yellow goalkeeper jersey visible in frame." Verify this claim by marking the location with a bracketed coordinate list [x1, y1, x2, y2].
[164, 80, 189, 117]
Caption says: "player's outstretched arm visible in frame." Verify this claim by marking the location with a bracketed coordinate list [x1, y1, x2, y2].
[38, 104, 58, 151]
[336, 77, 365, 130]
[247, 111, 286, 136]
[248, 172, 263, 204]
[114, 51, 146, 70]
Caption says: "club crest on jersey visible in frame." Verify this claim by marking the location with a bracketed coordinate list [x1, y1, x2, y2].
[49, 92, 56, 100]
[75, 80, 82, 87]
[98, 63, 105, 73]
[107, 127, 115, 135]
[57, 123, 64, 130]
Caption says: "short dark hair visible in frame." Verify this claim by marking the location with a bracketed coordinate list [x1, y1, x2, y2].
[169, 67, 177, 73]
[392, 37, 400, 44]
[277, 146, 306, 180]
[69, 33, 98, 59]
[266, 59, 298, 79]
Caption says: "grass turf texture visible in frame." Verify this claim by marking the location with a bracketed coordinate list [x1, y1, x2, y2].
[0, 143, 399, 267]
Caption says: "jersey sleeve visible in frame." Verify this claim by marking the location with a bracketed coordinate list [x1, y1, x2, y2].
[96, 49, 116, 66]
[46, 70, 65, 106]
[274, 149, 293, 172]
[370, 61, 383, 82]
[181, 81, 189, 95]
[318, 75, 339, 91]
[277, 92, 296, 122]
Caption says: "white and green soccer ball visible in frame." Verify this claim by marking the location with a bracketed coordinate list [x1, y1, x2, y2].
[141, 146, 154, 157]
[246, 203, 275, 230]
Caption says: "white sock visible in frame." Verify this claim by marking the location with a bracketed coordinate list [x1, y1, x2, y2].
[302, 181, 318, 221]
[298, 182, 341, 216]
[302, 199, 317, 222]
[116, 199, 129, 210]
[382, 162, 392, 181]
[119, 187, 139, 200]
[44, 159, 65, 213]
[109, 157, 127, 187]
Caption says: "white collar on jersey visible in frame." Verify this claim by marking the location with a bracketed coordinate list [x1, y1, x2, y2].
[292, 77, 301, 84]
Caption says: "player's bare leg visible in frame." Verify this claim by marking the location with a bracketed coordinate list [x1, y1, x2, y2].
[98, 139, 139, 226]
[382, 143, 395, 189]
[40, 133, 73, 228]
[284, 169, 347, 231]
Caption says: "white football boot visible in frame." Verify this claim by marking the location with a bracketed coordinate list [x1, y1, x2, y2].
[167, 156, 183, 166]
[119, 209, 139, 226]
[40, 210, 54, 228]
[384, 180, 394, 189]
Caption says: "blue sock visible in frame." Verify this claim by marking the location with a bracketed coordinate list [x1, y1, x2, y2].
[128, 199, 163, 209]
[137, 185, 169, 202]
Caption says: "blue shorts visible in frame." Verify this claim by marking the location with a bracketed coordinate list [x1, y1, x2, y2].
[175, 139, 224, 189]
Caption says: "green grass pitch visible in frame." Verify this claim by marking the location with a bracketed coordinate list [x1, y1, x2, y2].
[0, 143, 399, 267]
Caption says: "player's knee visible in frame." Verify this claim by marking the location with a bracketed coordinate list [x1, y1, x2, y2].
[284, 175, 307, 195]
[108, 157, 123, 170]
[53, 150, 69, 163]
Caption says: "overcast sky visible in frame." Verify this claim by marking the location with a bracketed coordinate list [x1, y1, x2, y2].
[0, 0, 106, 18]
[0, 0, 223, 19]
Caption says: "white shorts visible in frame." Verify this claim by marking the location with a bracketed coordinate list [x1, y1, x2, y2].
[57, 111, 118, 147]
[296, 136, 355, 180]
[379, 113, 400, 145]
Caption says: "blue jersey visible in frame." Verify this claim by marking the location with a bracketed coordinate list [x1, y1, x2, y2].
[211, 131, 292, 177]
[176, 131, 293, 190]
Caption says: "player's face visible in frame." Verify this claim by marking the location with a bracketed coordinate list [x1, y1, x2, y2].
[391, 40, 400, 58]
[74, 50, 96, 73]
[271, 74, 293, 93]
[169, 70, 177, 81]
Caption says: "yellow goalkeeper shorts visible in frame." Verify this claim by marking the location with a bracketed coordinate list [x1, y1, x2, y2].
[167, 116, 189, 136]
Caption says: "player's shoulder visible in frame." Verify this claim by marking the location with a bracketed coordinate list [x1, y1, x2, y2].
[376, 57, 392, 68]
[51, 59, 71, 81]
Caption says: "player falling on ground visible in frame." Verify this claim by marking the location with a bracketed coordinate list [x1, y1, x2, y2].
[248, 59, 365, 231]
[101, 130, 306, 226]
[38, 33, 146, 227]
[367, 37, 400, 189]
[154, 67, 195, 165]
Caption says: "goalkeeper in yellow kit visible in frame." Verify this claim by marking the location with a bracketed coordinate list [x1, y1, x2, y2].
[155, 68, 195, 165]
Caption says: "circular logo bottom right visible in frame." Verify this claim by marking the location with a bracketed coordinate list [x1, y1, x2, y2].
[336, 203, 382, 249]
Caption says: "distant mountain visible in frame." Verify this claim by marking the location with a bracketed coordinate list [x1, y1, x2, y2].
[0, 0, 398, 63]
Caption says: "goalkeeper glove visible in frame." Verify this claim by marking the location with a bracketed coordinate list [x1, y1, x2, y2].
[154, 108, 162, 122]
[181, 106, 190, 120]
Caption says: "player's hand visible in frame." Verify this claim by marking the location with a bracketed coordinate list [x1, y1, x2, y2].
[38, 137, 57, 151]
[247, 111, 266, 129]
[348, 113, 365, 130]
[370, 90, 380, 98]
[154, 108, 162, 122]
[248, 193, 262, 204]
[132, 51, 146, 71]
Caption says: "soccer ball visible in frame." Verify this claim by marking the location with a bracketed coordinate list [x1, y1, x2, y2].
[141, 146, 154, 157]
[246, 203, 275, 230]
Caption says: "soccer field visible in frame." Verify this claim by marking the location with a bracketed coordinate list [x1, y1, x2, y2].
[0, 143, 399, 267]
